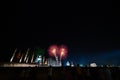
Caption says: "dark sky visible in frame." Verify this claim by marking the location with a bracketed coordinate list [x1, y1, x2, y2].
[7, 16, 120, 52]
[4, 1, 120, 64]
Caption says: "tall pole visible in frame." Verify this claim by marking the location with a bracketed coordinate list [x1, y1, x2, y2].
[19, 54, 23, 63]
[31, 52, 34, 63]
[26, 57, 29, 63]
[24, 48, 30, 62]
[10, 48, 17, 62]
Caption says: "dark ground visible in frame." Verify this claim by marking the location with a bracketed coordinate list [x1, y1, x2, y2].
[0, 67, 119, 80]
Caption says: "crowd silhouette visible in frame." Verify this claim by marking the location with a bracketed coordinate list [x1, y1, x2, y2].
[0, 66, 120, 80]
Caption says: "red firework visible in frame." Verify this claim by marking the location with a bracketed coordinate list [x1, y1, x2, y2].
[48, 45, 59, 57]
[59, 45, 68, 60]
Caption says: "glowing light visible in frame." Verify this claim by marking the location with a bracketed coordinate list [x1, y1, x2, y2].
[59, 45, 68, 60]
[24, 48, 30, 62]
[79, 64, 84, 67]
[48, 45, 58, 57]
[31, 53, 34, 63]
[71, 62, 74, 67]
[66, 61, 70, 66]
[2, 63, 37, 67]
[71, 64, 74, 67]
[10, 48, 17, 62]
[48, 44, 68, 62]
[61, 48, 65, 56]
[90, 63, 97, 67]
[45, 61, 47, 64]
[52, 48, 57, 54]
[26, 57, 29, 63]
[37, 57, 42, 61]
[39, 55, 42, 58]
[35, 55, 42, 64]
[19, 54, 23, 63]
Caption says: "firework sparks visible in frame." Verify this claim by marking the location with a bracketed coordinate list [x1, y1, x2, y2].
[48, 45, 58, 57]
[59, 45, 68, 60]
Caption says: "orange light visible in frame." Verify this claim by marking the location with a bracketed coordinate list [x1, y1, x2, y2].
[52, 48, 57, 54]
[61, 48, 65, 56]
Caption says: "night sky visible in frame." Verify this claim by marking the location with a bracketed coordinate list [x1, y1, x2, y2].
[4, 1, 120, 65]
